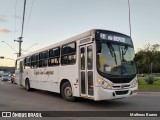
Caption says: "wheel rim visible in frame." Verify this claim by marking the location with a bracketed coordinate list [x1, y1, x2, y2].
[64, 86, 72, 97]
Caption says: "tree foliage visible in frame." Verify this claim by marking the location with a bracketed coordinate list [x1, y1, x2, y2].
[135, 44, 160, 74]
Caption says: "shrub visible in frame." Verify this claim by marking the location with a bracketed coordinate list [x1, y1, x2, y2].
[145, 75, 155, 84]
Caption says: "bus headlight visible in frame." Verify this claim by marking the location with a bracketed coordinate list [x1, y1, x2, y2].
[97, 78, 112, 89]
[130, 79, 138, 88]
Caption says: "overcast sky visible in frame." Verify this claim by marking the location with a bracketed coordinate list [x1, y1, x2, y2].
[0, 0, 160, 67]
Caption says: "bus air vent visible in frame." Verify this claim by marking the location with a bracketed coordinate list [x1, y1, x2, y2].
[115, 90, 128, 95]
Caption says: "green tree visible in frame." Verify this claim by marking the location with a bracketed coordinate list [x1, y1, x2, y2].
[153, 51, 160, 73]
[135, 43, 160, 74]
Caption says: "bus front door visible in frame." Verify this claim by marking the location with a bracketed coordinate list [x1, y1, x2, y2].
[15, 60, 23, 85]
[80, 44, 94, 98]
[19, 61, 23, 85]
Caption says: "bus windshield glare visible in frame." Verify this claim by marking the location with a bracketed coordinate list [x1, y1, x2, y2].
[97, 42, 136, 76]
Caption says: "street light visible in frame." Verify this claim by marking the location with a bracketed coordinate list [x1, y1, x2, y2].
[2, 40, 38, 57]
[2, 41, 17, 53]
[1, 41, 19, 56]
[22, 43, 38, 54]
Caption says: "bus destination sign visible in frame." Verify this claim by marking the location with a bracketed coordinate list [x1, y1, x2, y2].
[95, 30, 133, 45]
[100, 33, 126, 43]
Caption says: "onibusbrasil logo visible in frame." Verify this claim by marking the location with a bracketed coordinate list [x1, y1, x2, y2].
[1, 112, 42, 118]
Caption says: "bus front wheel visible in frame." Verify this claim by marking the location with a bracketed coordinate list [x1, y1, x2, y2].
[61, 82, 76, 102]
[25, 79, 31, 91]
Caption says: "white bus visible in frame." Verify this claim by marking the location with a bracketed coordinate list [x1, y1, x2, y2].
[15, 29, 138, 101]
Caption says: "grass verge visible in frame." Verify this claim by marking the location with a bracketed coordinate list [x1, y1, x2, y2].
[138, 78, 160, 91]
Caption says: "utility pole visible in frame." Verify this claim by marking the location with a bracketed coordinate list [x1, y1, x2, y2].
[14, 37, 23, 57]
[128, 0, 132, 37]
[14, 0, 26, 57]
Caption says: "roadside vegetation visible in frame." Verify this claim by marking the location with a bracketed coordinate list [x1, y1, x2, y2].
[138, 77, 160, 91]
[135, 43, 160, 91]
[135, 43, 160, 74]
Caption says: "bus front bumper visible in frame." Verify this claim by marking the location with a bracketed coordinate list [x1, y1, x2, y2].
[94, 86, 138, 101]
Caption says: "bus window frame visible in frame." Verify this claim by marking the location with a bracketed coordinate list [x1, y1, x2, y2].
[39, 50, 49, 68]
[24, 56, 31, 69]
[48, 47, 60, 66]
[61, 42, 77, 65]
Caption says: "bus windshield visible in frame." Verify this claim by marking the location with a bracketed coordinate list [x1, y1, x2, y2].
[97, 42, 136, 76]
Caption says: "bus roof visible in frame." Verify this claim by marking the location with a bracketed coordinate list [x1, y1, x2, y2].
[16, 29, 130, 60]
[17, 29, 96, 60]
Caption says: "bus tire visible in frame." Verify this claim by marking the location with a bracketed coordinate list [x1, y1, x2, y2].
[61, 82, 76, 102]
[25, 79, 31, 91]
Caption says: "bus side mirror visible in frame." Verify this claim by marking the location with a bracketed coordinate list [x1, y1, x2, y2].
[97, 43, 102, 53]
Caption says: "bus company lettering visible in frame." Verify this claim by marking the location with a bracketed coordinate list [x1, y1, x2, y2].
[34, 69, 54, 75]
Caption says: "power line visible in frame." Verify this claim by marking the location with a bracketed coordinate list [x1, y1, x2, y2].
[14, 0, 17, 39]
[14, 0, 17, 54]
[24, 0, 35, 37]
[22, 43, 38, 54]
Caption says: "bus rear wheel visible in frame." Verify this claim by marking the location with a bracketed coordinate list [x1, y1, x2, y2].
[25, 79, 31, 91]
[61, 82, 76, 102]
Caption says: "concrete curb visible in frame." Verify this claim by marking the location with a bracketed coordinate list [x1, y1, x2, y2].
[138, 92, 160, 94]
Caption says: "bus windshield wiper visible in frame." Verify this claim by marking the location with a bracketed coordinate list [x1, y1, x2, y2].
[107, 43, 117, 65]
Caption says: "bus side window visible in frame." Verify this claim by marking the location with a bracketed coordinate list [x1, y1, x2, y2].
[68, 42, 76, 64]
[61, 42, 76, 65]
[39, 51, 48, 67]
[48, 47, 60, 66]
[31, 55, 35, 68]
[20, 61, 23, 72]
[24, 57, 31, 69]
[30, 54, 39, 68]
[39, 53, 43, 67]
[35, 54, 39, 67]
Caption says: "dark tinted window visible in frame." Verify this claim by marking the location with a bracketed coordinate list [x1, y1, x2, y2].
[24, 57, 31, 69]
[31, 55, 36, 61]
[49, 47, 60, 58]
[39, 51, 48, 67]
[48, 47, 60, 66]
[61, 42, 76, 55]
[61, 42, 76, 65]
[68, 43, 76, 53]
[39, 51, 48, 60]
[31, 54, 39, 68]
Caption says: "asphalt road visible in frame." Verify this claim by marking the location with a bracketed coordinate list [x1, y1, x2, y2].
[0, 80, 160, 120]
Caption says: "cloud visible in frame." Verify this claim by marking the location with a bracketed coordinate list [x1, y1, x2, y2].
[0, 29, 11, 34]
[0, 17, 7, 22]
